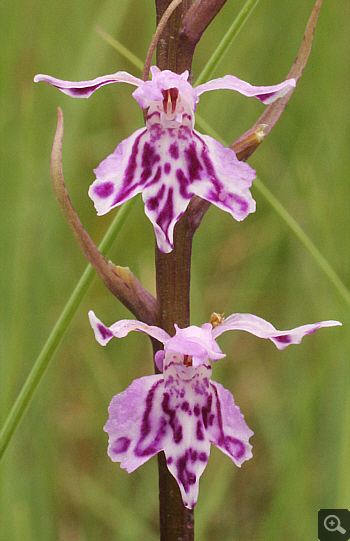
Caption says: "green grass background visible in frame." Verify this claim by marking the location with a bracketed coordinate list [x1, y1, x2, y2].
[0, 0, 349, 539]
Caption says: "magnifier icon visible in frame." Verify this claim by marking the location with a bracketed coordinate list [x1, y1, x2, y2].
[324, 515, 346, 534]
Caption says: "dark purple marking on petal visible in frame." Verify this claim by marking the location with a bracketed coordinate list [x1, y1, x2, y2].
[196, 421, 204, 441]
[146, 165, 162, 187]
[166, 128, 177, 140]
[193, 132, 225, 194]
[210, 383, 247, 460]
[140, 380, 164, 439]
[177, 452, 197, 494]
[210, 384, 224, 443]
[175, 425, 183, 444]
[194, 378, 208, 396]
[146, 183, 165, 211]
[146, 111, 161, 122]
[135, 417, 167, 457]
[169, 142, 179, 160]
[198, 452, 207, 462]
[194, 405, 200, 417]
[112, 130, 147, 206]
[202, 395, 213, 429]
[164, 162, 171, 174]
[194, 132, 250, 214]
[185, 142, 203, 181]
[200, 150, 220, 189]
[134, 379, 167, 457]
[141, 142, 160, 183]
[177, 126, 191, 141]
[167, 456, 173, 465]
[156, 187, 174, 240]
[190, 449, 197, 462]
[162, 393, 183, 444]
[255, 92, 276, 103]
[209, 414, 215, 426]
[225, 436, 245, 459]
[68, 85, 102, 97]
[181, 401, 189, 412]
[97, 324, 114, 340]
[274, 334, 292, 344]
[164, 374, 174, 388]
[112, 436, 131, 454]
[149, 123, 165, 143]
[231, 194, 249, 213]
[176, 169, 191, 199]
[94, 181, 114, 199]
[306, 326, 320, 335]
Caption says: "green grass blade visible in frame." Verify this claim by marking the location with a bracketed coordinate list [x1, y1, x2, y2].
[194, 0, 261, 86]
[253, 178, 350, 305]
[95, 27, 144, 72]
[0, 199, 134, 461]
[195, 113, 350, 306]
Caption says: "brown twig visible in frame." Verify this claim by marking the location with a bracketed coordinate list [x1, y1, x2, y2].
[50, 108, 157, 325]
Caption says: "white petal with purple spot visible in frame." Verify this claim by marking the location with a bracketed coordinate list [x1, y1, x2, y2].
[195, 75, 296, 104]
[88, 310, 171, 346]
[34, 71, 143, 98]
[212, 313, 342, 350]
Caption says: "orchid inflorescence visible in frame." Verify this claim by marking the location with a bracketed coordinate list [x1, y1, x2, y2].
[34, 0, 340, 517]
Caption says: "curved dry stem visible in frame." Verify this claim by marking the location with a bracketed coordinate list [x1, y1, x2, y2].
[231, 0, 323, 157]
[51, 108, 157, 324]
[187, 0, 323, 232]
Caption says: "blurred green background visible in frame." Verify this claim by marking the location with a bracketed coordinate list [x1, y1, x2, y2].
[0, 0, 349, 539]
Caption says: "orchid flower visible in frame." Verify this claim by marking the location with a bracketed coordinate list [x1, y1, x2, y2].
[34, 67, 296, 252]
[88, 310, 340, 508]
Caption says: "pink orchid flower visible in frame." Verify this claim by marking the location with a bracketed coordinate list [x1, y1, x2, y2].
[89, 310, 340, 508]
[35, 67, 295, 252]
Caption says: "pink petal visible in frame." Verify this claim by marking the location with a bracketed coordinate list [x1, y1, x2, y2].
[34, 71, 143, 98]
[104, 375, 165, 472]
[132, 67, 197, 110]
[212, 313, 342, 350]
[207, 381, 253, 465]
[195, 75, 296, 105]
[167, 324, 226, 367]
[88, 310, 171, 346]
[88, 127, 148, 215]
[190, 131, 256, 221]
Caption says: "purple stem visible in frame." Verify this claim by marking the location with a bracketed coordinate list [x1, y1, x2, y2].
[153, 2, 206, 539]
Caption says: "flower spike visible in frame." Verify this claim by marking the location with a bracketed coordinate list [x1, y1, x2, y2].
[89, 310, 340, 508]
[35, 66, 295, 252]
